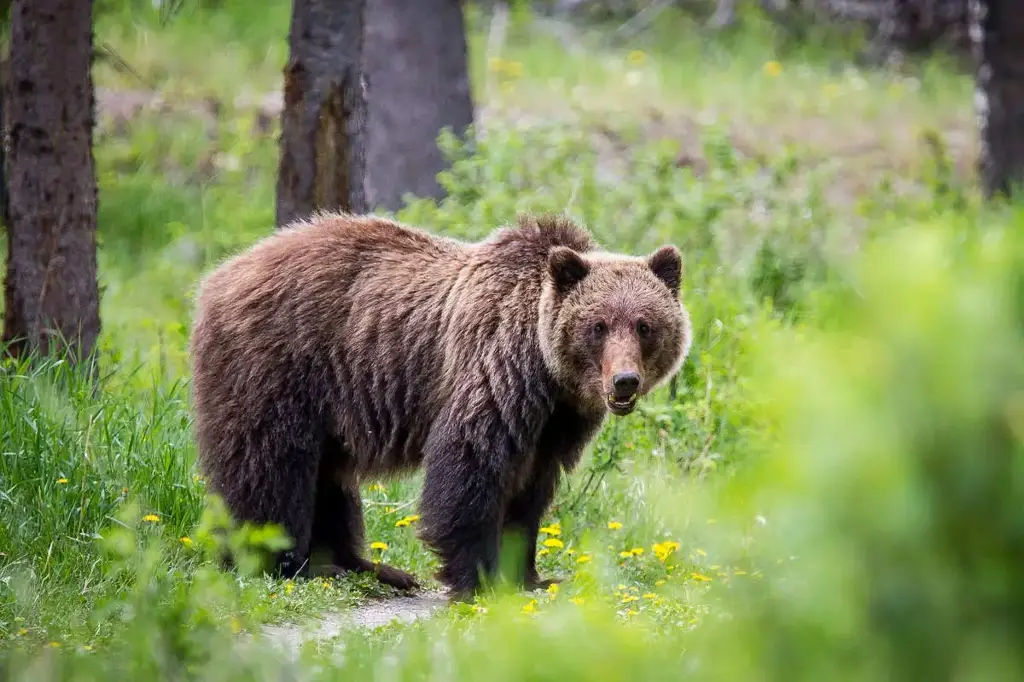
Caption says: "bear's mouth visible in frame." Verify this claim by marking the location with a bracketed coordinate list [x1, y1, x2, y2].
[606, 393, 639, 416]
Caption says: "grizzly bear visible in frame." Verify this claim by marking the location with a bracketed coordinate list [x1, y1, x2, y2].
[189, 212, 691, 599]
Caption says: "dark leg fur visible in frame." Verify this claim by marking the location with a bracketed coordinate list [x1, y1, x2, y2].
[207, 419, 323, 580]
[309, 445, 419, 591]
[419, 413, 514, 601]
[504, 458, 563, 591]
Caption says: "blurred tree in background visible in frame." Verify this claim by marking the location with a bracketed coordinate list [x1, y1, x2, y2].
[971, 0, 1024, 198]
[364, 0, 475, 212]
[2, 0, 100, 364]
[275, 0, 369, 226]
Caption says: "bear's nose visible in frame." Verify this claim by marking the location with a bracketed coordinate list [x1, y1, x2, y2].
[612, 371, 641, 397]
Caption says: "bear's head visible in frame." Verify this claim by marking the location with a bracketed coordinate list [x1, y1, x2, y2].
[538, 243, 692, 417]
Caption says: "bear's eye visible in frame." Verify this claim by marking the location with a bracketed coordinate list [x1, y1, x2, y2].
[637, 321, 651, 337]
[592, 321, 607, 338]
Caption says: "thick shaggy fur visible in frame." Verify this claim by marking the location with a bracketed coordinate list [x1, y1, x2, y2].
[189, 212, 691, 598]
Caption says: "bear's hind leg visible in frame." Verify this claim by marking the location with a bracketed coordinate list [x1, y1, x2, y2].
[309, 439, 419, 591]
[204, 425, 322, 581]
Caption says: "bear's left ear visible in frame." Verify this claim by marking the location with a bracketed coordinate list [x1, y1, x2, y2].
[549, 246, 590, 294]
[648, 245, 682, 296]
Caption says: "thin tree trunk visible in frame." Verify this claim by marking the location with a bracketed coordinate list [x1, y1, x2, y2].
[971, 0, 1024, 198]
[2, 0, 100, 362]
[364, 0, 474, 212]
[276, 0, 368, 229]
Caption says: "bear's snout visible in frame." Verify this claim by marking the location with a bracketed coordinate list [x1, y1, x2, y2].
[611, 371, 640, 398]
[603, 348, 643, 416]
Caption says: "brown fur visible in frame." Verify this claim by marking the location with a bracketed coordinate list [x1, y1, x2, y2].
[188, 211, 692, 599]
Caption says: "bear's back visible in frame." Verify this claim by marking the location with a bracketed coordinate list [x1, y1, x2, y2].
[190, 212, 598, 477]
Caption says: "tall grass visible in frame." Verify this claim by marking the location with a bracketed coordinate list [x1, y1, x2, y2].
[2, 1, 1016, 680]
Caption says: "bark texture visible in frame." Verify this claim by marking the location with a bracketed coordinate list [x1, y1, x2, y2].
[364, 0, 474, 212]
[3, 0, 100, 362]
[971, 0, 1024, 198]
[276, 0, 368, 228]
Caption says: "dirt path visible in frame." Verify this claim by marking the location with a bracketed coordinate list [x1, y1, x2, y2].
[258, 590, 450, 654]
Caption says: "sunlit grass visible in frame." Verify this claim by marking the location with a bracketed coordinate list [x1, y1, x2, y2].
[2, 2, 1013, 680]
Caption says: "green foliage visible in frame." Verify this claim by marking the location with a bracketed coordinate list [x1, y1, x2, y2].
[2, 2, 1016, 680]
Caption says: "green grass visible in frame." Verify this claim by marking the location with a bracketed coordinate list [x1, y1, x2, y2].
[3, 2, 1022, 680]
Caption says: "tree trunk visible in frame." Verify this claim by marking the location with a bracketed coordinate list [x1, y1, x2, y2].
[971, 0, 1024, 198]
[276, 0, 368, 229]
[2, 0, 100, 362]
[364, 0, 474, 212]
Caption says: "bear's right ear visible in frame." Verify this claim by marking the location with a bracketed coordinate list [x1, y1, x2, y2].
[548, 246, 590, 294]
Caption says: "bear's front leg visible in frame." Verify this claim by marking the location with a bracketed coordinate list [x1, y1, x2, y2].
[418, 411, 518, 601]
[504, 456, 562, 591]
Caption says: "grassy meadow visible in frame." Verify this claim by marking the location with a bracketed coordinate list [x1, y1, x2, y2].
[2, 1, 1023, 680]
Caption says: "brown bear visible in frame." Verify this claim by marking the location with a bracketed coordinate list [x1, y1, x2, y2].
[188, 211, 691, 599]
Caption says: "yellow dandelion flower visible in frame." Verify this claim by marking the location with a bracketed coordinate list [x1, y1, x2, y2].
[630, 547, 644, 556]
[643, 592, 657, 599]
[617, 584, 629, 591]
[539, 525, 561, 536]
[268, 593, 277, 600]
[385, 506, 397, 513]
[370, 541, 388, 550]
[395, 519, 410, 527]
[56, 478, 68, 484]
[142, 514, 160, 523]
[627, 50, 646, 66]
[565, 548, 576, 555]
[46, 641, 60, 648]
[472, 604, 487, 613]
[405, 514, 421, 522]
[542, 538, 564, 549]
[17, 628, 28, 636]
[762, 60, 782, 77]
[570, 597, 585, 605]
[82, 644, 93, 652]
[537, 548, 550, 557]
[690, 572, 712, 582]
[368, 482, 386, 493]
[576, 554, 592, 564]
[607, 520, 623, 530]
[621, 594, 639, 604]
[619, 550, 633, 558]
[626, 609, 639, 616]
[546, 582, 559, 595]
[285, 582, 295, 595]
[655, 579, 666, 586]
[522, 599, 538, 614]
[180, 536, 193, 546]
[653, 542, 678, 562]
